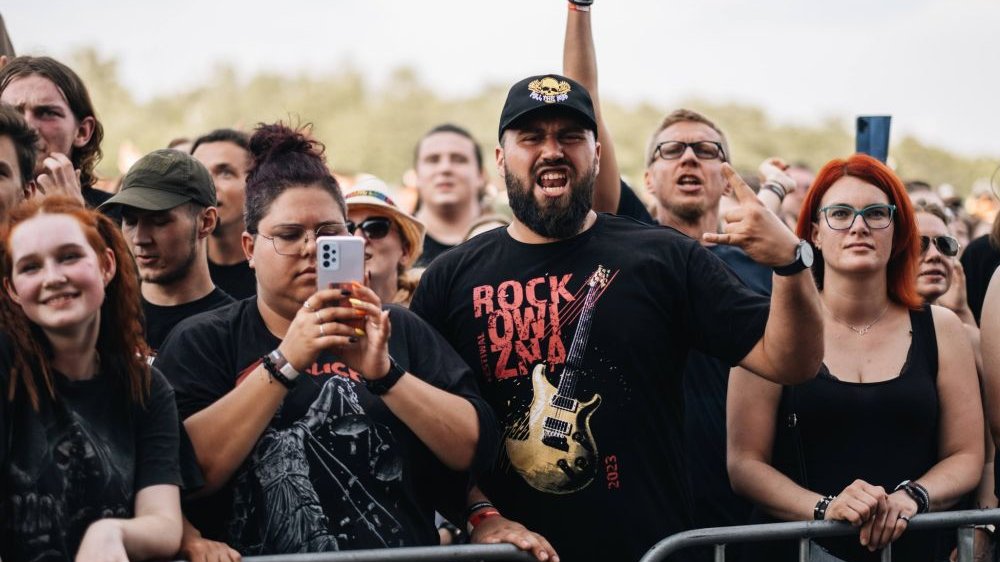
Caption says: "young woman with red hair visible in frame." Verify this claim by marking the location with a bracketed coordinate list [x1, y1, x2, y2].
[0, 197, 182, 560]
[728, 154, 983, 561]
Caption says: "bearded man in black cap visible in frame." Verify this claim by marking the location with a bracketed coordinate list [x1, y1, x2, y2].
[411, 74, 825, 561]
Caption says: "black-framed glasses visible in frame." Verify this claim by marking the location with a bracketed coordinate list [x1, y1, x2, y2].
[651, 141, 726, 163]
[920, 235, 960, 257]
[346, 217, 392, 240]
[257, 223, 347, 256]
[819, 204, 896, 230]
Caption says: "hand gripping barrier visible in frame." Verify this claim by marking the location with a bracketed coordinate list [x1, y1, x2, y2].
[640, 508, 1000, 562]
[177, 543, 538, 562]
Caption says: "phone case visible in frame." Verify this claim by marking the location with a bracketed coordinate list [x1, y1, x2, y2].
[317, 236, 366, 290]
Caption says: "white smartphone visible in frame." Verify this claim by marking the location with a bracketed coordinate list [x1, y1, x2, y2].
[317, 236, 366, 291]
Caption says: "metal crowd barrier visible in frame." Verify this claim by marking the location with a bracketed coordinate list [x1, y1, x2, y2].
[640, 508, 1000, 562]
[179, 544, 537, 562]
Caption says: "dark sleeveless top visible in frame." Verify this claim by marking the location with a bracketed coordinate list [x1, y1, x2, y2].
[745, 306, 945, 562]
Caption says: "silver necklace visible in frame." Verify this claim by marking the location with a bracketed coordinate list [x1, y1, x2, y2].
[825, 303, 890, 336]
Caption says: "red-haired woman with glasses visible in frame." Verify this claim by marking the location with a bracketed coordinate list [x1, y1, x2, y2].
[728, 154, 983, 561]
[0, 196, 183, 561]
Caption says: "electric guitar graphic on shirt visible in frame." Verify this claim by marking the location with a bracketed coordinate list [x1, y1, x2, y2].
[505, 266, 609, 494]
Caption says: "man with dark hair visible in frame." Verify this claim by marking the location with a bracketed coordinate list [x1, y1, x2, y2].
[192, 128, 256, 299]
[100, 149, 233, 351]
[0, 56, 110, 209]
[411, 73, 823, 561]
[412, 123, 487, 266]
[0, 103, 37, 216]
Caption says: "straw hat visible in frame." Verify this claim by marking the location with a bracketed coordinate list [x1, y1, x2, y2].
[345, 177, 426, 267]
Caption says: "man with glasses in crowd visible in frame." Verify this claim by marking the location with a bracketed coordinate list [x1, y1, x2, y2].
[412, 74, 824, 561]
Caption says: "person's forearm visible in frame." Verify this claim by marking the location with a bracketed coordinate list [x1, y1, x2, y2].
[119, 513, 184, 560]
[563, 4, 620, 213]
[756, 271, 823, 384]
[382, 373, 479, 470]
[729, 456, 822, 521]
[184, 365, 288, 493]
[917, 451, 984, 511]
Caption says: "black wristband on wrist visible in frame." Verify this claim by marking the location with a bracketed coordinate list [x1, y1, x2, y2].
[465, 501, 496, 522]
[814, 495, 835, 520]
[365, 356, 405, 396]
[894, 480, 930, 513]
[261, 354, 296, 389]
[569, 0, 594, 5]
[762, 181, 787, 202]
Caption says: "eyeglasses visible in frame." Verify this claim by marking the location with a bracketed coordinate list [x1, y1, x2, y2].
[346, 217, 393, 240]
[257, 223, 347, 256]
[651, 141, 726, 163]
[920, 235, 960, 257]
[819, 204, 896, 230]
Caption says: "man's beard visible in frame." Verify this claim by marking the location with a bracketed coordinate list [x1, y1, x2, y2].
[505, 160, 596, 240]
[142, 227, 199, 286]
[663, 199, 707, 224]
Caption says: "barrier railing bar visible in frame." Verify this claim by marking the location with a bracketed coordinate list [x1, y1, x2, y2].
[176, 544, 537, 562]
[957, 526, 975, 561]
[640, 508, 1000, 562]
[880, 540, 891, 562]
[713, 543, 725, 562]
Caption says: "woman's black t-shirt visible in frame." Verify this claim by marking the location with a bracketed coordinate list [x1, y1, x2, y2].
[0, 337, 182, 561]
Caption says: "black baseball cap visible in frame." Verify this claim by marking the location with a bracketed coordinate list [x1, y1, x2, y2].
[498, 74, 598, 142]
[99, 149, 216, 212]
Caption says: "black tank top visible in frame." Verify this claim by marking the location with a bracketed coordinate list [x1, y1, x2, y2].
[746, 306, 944, 562]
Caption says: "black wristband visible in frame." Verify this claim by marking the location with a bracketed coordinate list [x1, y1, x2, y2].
[569, 0, 593, 5]
[762, 181, 787, 202]
[365, 356, 405, 396]
[894, 480, 930, 513]
[814, 495, 835, 520]
[465, 501, 496, 522]
[261, 354, 296, 389]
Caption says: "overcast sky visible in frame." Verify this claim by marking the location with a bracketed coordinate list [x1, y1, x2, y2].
[5, 0, 998, 157]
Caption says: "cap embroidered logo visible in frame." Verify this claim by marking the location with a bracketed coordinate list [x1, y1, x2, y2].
[528, 77, 571, 104]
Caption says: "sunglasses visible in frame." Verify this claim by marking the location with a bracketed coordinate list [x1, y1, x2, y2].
[346, 217, 392, 240]
[920, 235, 960, 257]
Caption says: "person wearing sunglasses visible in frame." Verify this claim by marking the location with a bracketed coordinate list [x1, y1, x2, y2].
[729, 154, 983, 561]
[345, 179, 426, 307]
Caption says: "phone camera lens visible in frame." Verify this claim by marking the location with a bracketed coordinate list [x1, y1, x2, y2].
[323, 252, 330, 260]
[322, 261, 330, 268]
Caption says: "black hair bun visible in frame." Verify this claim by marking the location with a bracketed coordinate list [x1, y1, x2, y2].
[248, 122, 325, 168]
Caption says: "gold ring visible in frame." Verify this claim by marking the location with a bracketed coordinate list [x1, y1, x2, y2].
[319, 323, 326, 337]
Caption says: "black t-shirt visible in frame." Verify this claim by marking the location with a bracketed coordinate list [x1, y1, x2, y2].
[960, 234, 1000, 325]
[415, 234, 454, 268]
[683, 245, 772, 533]
[410, 213, 770, 562]
[142, 287, 234, 352]
[154, 300, 498, 554]
[0, 339, 182, 561]
[208, 260, 257, 301]
[82, 185, 112, 210]
[617, 179, 655, 225]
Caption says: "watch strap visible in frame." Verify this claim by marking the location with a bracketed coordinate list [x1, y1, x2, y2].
[773, 240, 811, 277]
[366, 356, 406, 396]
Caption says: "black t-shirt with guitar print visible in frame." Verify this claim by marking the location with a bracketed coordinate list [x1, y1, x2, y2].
[411, 213, 770, 561]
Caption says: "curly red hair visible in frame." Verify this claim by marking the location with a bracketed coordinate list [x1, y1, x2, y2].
[1, 196, 150, 410]
[795, 154, 922, 309]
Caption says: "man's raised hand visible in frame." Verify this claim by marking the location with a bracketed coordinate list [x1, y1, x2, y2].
[703, 163, 800, 267]
[36, 152, 85, 204]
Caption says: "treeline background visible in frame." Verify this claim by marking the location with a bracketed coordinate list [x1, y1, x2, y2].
[73, 49, 998, 196]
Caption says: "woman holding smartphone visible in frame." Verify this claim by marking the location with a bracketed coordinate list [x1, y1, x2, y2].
[728, 154, 983, 561]
[0, 196, 183, 561]
[154, 122, 497, 555]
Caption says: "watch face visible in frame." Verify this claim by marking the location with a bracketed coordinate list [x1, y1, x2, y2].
[800, 241, 815, 268]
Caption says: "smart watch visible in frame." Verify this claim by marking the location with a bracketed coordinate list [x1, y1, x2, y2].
[365, 356, 406, 396]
